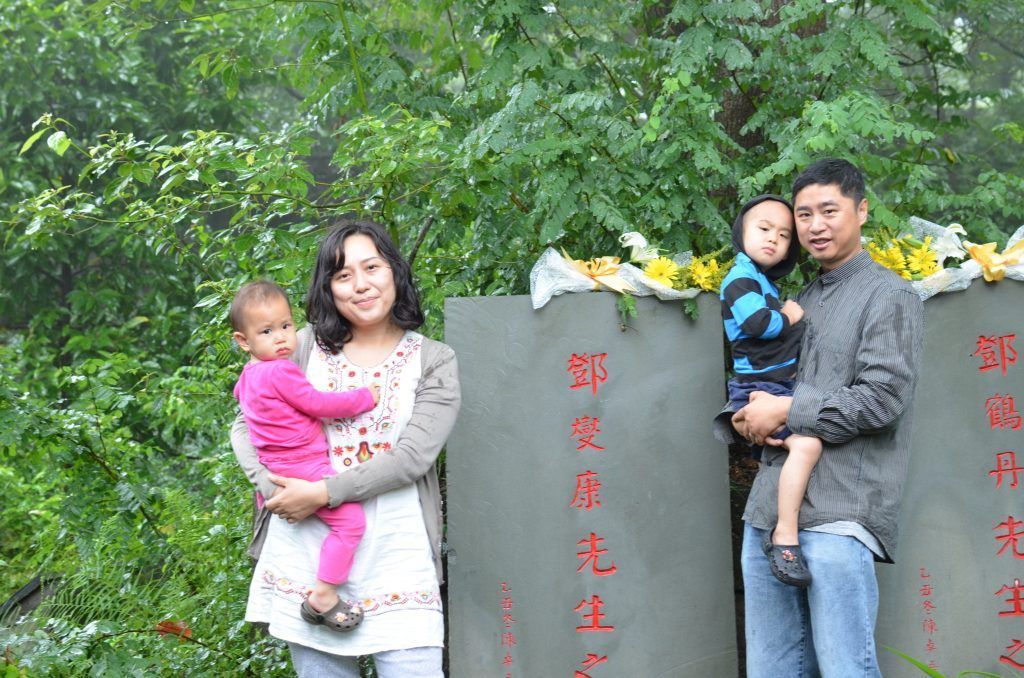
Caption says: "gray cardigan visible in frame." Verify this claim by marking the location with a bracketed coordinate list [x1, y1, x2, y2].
[230, 326, 461, 582]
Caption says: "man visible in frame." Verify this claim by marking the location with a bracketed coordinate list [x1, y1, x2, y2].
[732, 158, 924, 676]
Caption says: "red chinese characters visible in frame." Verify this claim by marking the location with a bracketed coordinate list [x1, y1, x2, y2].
[918, 567, 940, 667]
[576, 533, 618, 577]
[985, 394, 1023, 430]
[990, 451, 1023, 490]
[995, 517, 1024, 559]
[975, 334, 1018, 375]
[574, 595, 615, 633]
[570, 471, 603, 511]
[567, 353, 608, 395]
[498, 581, 516, 676]
[566, 350, 616, 673]
[571, 416, 605, 451]
[575, 653, 609, 678]
[1000, 639, 1024, 670]
[975, 329, 1024, 667]
[996, 579, 1024, 618]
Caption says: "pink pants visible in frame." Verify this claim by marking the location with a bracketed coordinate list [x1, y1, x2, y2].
[261, 452, 365, 585]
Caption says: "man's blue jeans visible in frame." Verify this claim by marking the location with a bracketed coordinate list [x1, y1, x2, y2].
[742, 523, 881, 677]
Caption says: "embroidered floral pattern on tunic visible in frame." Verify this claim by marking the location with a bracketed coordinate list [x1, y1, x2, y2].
[260, 569, 440, 616]
[317, 334, 422, 467]
[260, 568, 313, 601]
[357, 590, 443, 615]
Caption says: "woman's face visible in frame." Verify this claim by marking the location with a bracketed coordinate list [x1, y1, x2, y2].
[330, 233, 397, 332]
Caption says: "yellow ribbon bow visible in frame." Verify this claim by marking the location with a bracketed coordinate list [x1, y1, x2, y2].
[967, 240, 1024, 282]
[561, 249, 637, 294]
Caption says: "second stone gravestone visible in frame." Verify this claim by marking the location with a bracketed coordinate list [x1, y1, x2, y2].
[445, 292, 737, 677]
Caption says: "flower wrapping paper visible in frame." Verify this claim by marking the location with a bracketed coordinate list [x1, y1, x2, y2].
[529, 247, 700, 310]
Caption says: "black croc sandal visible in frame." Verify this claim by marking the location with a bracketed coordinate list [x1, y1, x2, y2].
[762, 531, 812, 588]
[300, 599, 364, 632]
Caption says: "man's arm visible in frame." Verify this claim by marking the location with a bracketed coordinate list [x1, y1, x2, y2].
[788, 288, 923, 444]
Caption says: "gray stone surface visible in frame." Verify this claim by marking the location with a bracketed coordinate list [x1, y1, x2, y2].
[445, 292, 737, 677]
[877, 278, 1024, 675]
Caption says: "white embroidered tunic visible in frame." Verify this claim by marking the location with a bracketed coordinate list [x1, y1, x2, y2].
[245, 332, 444, 655]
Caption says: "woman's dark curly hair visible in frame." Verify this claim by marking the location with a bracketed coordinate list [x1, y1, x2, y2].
[305, 219, 424, 353]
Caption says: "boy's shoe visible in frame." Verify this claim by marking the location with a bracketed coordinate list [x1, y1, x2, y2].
[762, 531, 812, 588]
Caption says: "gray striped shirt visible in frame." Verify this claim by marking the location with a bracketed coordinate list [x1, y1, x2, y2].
[742, 250, 924, 562]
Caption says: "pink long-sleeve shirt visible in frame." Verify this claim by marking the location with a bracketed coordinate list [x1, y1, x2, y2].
[233, 358, 375, 464]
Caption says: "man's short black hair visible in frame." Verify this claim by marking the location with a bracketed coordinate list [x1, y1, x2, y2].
[792, 158, 866, 206]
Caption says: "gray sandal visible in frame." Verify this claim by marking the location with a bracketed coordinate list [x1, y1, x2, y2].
[300, 599, 364, 632]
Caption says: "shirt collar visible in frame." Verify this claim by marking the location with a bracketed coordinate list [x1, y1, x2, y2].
[819, 250, 872, 286]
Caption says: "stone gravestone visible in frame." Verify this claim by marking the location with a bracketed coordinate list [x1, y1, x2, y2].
[877, 278, 1024, 675]
[445, 292, 737, 677]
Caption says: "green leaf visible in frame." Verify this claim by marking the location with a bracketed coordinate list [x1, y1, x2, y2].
[160, 173, 186, 193]
[46, 130, 71, 157]
[19, 128, 47, 155]
[616, 295, 637, 326]
[682, 298, 700, 320]
[195, 293, 224, 309]
[881, 646, 945, 677]
[222, 64, 239, 100]
[132, 165, 155, 185]
[721, 39, 753, 70]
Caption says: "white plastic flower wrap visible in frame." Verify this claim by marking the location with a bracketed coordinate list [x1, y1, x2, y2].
[529, 248, 601, 310]
[529, 245, 700, 310]
[905, 217, 972, 301]
[904, 218, 1024, 301]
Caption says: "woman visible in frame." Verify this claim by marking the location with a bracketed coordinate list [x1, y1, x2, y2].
[231, 219, 460, 677]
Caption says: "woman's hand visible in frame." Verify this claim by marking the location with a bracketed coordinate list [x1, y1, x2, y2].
[264, 474, 329, 522]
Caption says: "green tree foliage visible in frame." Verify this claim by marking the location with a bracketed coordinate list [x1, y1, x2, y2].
[2, 0, 1023, 673]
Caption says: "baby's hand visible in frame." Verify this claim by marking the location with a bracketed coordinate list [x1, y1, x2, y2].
[781, 299, 804, 324]
[369, 383, 380, 405]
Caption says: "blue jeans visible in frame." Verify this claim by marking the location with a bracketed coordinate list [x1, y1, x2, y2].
[741, 523, 881, 677]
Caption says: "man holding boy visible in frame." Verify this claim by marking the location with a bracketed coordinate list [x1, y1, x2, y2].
[732, 158, 924, 676]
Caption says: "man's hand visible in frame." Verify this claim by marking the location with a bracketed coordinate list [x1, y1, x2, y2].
[732, 391, 793, 446]
[265, 474, 329, 522]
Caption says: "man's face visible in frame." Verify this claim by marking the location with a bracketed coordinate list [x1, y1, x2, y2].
[741, 200, 794, 270]
[793, 183, 867, 271]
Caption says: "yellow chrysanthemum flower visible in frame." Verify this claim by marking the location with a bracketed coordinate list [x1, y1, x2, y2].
[691, 258, 722, 292]
[906, 237, 939, 276]
[868, 241, 910, 278]
[907, 247, 939, 276]
[643, 256, 680, 287]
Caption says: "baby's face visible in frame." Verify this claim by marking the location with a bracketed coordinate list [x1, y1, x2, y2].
[236, 295, 298, 361]
[742, 200, 794, 269]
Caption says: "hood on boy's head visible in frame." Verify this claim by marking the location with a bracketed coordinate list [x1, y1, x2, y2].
[732, 193, 798, 281]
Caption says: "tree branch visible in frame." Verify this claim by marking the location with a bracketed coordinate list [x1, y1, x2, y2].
[407, 215, 435, 267]
[446, 5, 471, 88]
[337, 1, 368, 110]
